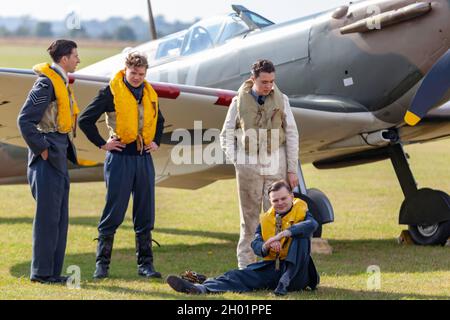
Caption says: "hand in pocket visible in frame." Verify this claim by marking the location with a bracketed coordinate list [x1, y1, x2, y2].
[41, 149, 49, 161]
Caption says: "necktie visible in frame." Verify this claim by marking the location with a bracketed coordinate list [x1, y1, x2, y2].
[257, 95, 265, 105]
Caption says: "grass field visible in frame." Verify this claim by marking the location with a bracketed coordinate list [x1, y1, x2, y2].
[0, 38, 126, 69]
[0, 40, 449, 300]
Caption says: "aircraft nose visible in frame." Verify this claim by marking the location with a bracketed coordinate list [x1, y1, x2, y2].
[403, 0, 450, 126]
[414, 0, 450, 72]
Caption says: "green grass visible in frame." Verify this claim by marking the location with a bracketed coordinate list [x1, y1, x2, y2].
[0, 141, 449, 300]
[0, 40, 449, 300]
[0, 43, 122, 69]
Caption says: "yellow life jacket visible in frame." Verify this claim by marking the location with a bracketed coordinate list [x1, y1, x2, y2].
[32, 63, 79, 134]
[260, 198, 308, 261]
[236, 79, 286, 154]
[109, 69, 159, 145]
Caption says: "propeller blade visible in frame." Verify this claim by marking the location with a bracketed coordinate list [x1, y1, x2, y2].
[405, 49, 450, 126]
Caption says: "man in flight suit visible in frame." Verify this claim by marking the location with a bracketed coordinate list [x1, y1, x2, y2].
[167, 180, 320, 296]
[78, 52, 165, 279]
[17, 39, 80, 284]
[220, 60, 300, 269]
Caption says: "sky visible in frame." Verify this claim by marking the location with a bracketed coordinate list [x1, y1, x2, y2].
[0, 0, 347, 23]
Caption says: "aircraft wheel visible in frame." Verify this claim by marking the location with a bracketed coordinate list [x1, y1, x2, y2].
[408, 220, 450, 246]
[400, 188, 450, 245]
[294, 188, 334, 238]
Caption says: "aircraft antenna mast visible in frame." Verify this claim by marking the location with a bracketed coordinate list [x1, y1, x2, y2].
[147, 0, 158, 40]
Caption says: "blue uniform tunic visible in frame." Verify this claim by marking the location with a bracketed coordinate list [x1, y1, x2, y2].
[17, 70, 77, 279]
[78, 83, 165, 237]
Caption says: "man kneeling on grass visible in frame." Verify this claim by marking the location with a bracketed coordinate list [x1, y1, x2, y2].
[167, 180, 320, 296]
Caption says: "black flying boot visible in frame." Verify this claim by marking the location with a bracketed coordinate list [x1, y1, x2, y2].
[136, 233, 162, 278]
[166, 275, 202, 294]
[93, 234, 114, 279]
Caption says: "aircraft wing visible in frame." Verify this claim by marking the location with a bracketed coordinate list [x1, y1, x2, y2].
[0, 68, 449, 188]
[305, 100, 450, 170]
[0, 68, 235, 154]
[398, 102, 450, 144]
[0, 68, 236, 187]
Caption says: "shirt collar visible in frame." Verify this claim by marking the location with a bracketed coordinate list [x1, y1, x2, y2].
[275, 204, 294, 218]
[51, 63, 69, 85]
[124, 77, 144, 102]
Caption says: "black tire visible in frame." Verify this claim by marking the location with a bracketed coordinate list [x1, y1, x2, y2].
[294, 188, 333, 239]
[408, 220, 450, 246]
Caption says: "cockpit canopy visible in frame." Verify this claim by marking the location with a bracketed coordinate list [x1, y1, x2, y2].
[180, 15, 248, 56]
[80, 6, 274, 75]
[154, 9, 273, 61]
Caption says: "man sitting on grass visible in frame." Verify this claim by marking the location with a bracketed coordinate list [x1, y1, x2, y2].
[167, 180, 320, 296]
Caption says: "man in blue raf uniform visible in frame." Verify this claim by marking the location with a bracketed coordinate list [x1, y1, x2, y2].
[167, 180, 320, 296]
[78, 52, 165, 279]
[17, 40, 80, 284]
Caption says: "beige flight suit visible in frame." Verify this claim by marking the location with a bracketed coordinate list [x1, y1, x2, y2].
[220, 90, 299, 269]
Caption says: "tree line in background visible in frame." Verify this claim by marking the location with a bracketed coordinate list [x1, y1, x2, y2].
[0, 14, 197, 41]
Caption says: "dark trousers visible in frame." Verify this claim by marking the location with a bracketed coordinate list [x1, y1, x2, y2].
[27, 157, 69, 278]
[200, 238, 319, 293]
[98, 151, 155, 236]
